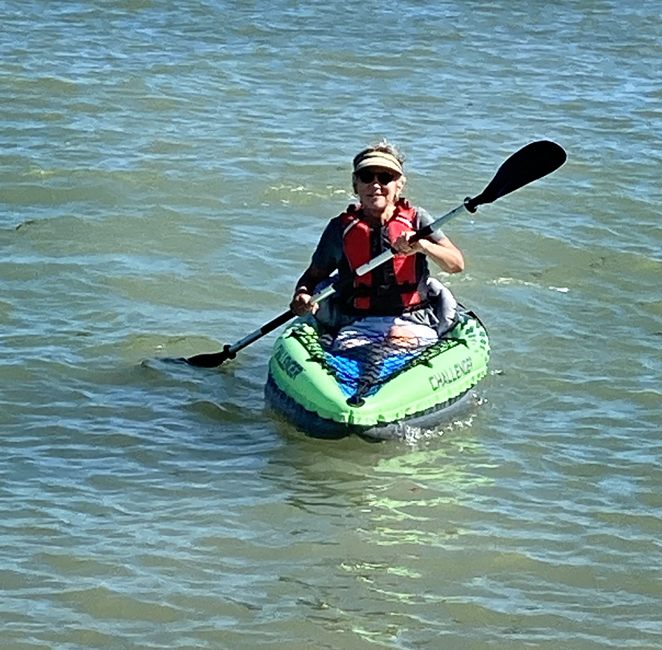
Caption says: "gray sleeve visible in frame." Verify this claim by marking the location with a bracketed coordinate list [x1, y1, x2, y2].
[416, 207, 445, 243]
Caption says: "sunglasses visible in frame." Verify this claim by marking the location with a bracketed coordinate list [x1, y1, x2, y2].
[355, 170, 398, 185]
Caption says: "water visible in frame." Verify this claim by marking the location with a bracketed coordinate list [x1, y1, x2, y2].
[1, 0, 660, 647]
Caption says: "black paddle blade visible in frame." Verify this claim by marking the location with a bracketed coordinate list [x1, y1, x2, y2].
[154, 350, 231, 367]
[465, 141, 566, 212]
[185, 345, 236, 368]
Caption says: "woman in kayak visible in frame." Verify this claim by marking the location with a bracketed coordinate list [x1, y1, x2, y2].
[290, 141, 464, 346]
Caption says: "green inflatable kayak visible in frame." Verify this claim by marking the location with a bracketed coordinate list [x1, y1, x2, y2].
[265, 309, 490, 441]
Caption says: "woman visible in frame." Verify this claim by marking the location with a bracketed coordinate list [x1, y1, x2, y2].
[290, 141, 464, 347]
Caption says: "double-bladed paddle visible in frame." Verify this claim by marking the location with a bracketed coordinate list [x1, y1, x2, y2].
[175, 140, 566, 368]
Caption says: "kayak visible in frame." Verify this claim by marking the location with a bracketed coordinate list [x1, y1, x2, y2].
[264, 309, 490, 441]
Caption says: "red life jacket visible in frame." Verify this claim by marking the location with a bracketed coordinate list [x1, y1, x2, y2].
[339, 200, 428, 315]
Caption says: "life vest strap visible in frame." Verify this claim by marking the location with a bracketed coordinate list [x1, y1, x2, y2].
[338, 199, 428, 315]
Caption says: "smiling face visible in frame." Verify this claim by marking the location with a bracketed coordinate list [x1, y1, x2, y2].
[354, 166, 405, 220]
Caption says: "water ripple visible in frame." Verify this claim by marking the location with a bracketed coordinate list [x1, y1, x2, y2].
[1, 0, 661, 647]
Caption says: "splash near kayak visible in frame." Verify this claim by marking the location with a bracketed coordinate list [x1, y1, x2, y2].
[265, 309, 490, 441]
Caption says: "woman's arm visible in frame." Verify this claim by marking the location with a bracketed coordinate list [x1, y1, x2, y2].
[414, 235, 464, 273]
[392, 233, 465, 273]
[390, 206, 464, 273]
[289, 218, 343, 315]
[289, 264, 331, 315]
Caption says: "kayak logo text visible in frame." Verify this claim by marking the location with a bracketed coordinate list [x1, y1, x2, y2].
[428, 357, 473, 391]
[274, 345, 304, 379]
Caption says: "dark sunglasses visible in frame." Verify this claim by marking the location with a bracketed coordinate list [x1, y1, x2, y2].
[355, 170, 398, 185]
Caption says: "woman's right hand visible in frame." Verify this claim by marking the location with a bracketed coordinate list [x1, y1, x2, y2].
[290, 290, 318, 316]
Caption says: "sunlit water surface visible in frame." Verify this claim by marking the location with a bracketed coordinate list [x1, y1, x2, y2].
[1, 1, 660, 648]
